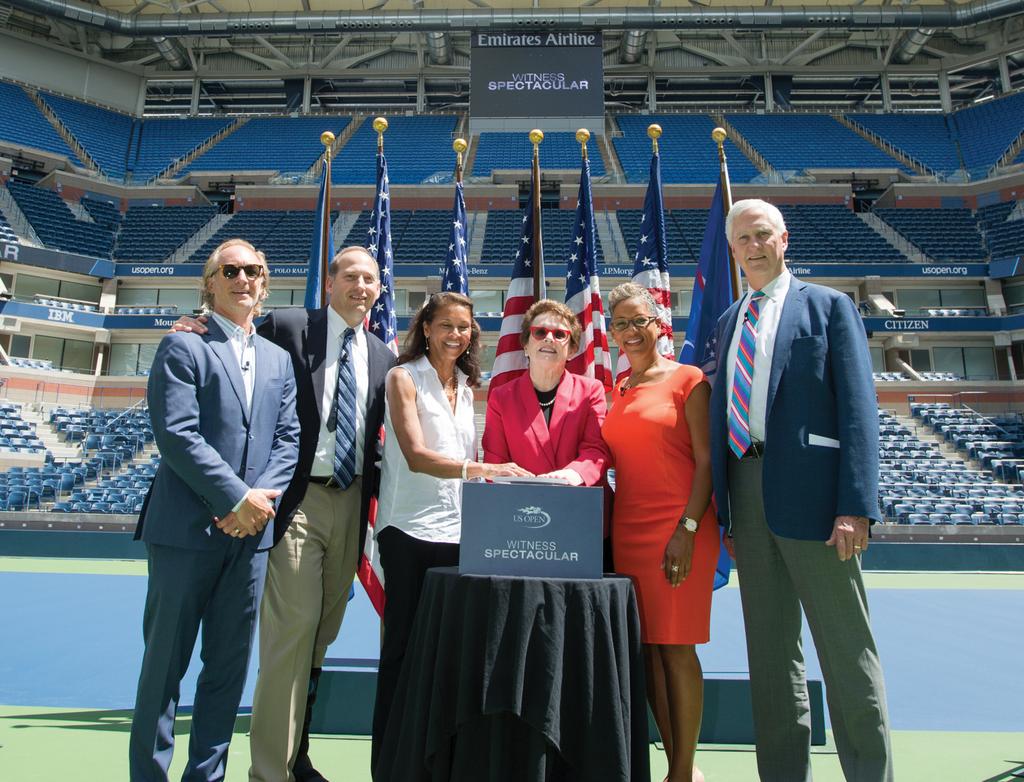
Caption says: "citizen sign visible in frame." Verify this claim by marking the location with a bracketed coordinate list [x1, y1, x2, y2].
[884, 319, 930, 330]
[1, 241, 19, 261]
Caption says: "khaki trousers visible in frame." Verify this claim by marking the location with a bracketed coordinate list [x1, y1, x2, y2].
[248, 479, 362, 782]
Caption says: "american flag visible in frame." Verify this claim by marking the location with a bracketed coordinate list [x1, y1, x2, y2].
[563, 152, 612, 390]
[616, 151, 674, 383]
[366, 149, 398, 353]
[357, 145, 395, 617]
[489, 145, 544, 396]
[440, 180, 468, 295]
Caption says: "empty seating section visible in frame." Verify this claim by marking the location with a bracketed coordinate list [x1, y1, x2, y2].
[614, 115, 760, 184]
[617, 209, 698, 264]
[0, 210, 17, 243]
[7, 358, 55, 371]
[846, 113, 962, 175]
[873, 208, 987, 261]
[479, 209, 605, 263]
[114, 205, 217, 261]
[782, 204, 905, 262]
[7, 182, 116, 258]
[952, 91, 1024, 173]
[333, 116, 459, 185]
[184, 116, 351, 176]
[0, 402, 45, 453]
[913, 403, 1024, 482]
[876, 409, 1023, 525]
[0, 82, 80, 162]
[725, 113, 908, 174]
[472, 132, 606, 177]
[82, 197, 122, 232]
[40, 93, 132, 180]
[339, 209, 478, 263]
[978, 201, 1024, 261]
[873, 372, 963, 382]
[131, 117, 234, 182]
[191, 210, 337, 264]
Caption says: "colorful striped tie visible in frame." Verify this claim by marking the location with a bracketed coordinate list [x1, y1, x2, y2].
[728, 291, 766, 459]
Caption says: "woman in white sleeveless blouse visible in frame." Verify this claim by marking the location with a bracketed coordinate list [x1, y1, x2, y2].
[370, 292, 530, 773]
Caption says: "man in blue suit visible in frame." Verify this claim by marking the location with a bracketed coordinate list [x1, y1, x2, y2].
[129, 238, 300, 782]
[709, 200, 892, 781]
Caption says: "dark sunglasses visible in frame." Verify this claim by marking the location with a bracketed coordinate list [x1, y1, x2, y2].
[530, 326, 571, 343]
[220, 263, 264, 280]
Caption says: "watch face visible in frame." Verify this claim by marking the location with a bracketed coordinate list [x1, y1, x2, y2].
[683, 518, 698, 532]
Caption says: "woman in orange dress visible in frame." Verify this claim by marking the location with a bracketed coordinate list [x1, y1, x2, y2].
[601, 282, 718, 782]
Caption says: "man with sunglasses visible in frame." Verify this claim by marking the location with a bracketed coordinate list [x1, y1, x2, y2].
[130, 239, 299, 782]
[173, 244, 395, 782]
[708, 200, 892, 781]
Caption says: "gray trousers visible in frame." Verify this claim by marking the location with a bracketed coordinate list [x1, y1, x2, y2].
[728, 453, 893, 782]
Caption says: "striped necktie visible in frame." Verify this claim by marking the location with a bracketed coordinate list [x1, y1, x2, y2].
[728, 291, 766, 459]
[330, 327, 357, 489]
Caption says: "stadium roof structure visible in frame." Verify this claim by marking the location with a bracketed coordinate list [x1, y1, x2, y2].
[0, 0, 1022, 113]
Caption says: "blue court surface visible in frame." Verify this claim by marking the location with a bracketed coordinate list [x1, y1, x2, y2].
[2, 565, 1022, 734]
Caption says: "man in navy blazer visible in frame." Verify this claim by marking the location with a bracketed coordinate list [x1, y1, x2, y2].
[709, 200, 892, 781]
[129, 239, 299, 782]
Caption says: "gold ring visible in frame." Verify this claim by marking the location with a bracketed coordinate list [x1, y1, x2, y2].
[671, 565, 680, 572]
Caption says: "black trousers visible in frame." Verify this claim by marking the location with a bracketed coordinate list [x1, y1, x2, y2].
[370, 526, 460, 779]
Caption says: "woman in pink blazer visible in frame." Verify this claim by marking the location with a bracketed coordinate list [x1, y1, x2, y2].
[482, 299, 609, 487]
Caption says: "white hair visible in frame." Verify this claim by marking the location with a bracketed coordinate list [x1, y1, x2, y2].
[725, 199, 787, 243]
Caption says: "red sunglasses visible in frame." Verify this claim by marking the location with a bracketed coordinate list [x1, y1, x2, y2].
[530, 326, 570, 343]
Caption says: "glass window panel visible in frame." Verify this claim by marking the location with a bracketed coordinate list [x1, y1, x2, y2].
[58, 281, 101, 304]
[138, 343, 159, 375]
[9, 334, 30, 358]
[470, 289, 503, 316]
[108, 343, 140, 376]
[673, 289, 692, 316]
[392, 288, 409, 316]
[869, 346, 885, 373]
[118, 288, 159, 306]
[264, 288, 294, 309]
[909, 349, 932, 371]
[408, 290, 427, 314]
[895, 289, 941, 314]
[480, 344, 497, 376]
[31, 335, 63, 366]
[16, 274, 60, 300]
[939, 288, 985, 308]
[963, 347, 996, 380]
[932, 347, 965, 377]
[61, 338, 94, 373]
[157, 288, 200, 312]
[1004, 283, 1024, 307]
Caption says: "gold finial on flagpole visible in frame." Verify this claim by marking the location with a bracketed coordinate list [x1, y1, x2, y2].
[529, 128, 544, 148]
[576, 128, 590, 161]
[712, 126, 728, 164]
[373, 116, 388, 152]
[453, 137, 467, 182]
[321, 131, 335, 152]
[648, 123, 662, 154]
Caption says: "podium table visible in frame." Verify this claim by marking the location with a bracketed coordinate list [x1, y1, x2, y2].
[375, 567, 651, 782]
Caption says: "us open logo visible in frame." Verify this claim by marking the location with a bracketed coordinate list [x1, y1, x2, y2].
[512, 506, 551, 530]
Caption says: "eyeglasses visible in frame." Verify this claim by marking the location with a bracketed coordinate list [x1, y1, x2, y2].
[610, 315, 659, 333]
[530, 326, 571, 343]
[220, 263, 264, 280]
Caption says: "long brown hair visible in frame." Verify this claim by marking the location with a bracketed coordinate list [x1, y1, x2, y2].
[398, 292, 483, 387]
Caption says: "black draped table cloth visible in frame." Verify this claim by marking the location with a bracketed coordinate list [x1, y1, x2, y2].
[376, 566, 651, 782]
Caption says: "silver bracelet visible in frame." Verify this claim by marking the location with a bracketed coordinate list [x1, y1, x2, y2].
[461, 459, 470, 481]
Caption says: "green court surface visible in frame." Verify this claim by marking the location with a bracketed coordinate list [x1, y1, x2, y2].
[1, 708, 1022, 781]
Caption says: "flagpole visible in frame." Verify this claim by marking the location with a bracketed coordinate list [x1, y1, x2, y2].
[529, 128, 544, 302]
[712, 126, 741, 302]
[318, 131, 335, 308]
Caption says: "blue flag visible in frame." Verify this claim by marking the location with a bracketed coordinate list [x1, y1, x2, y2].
[366, 150, 397, 351]
[441, 180, 468, 295]
[679, 181, 734, 376]
[305, 165, 334, 310]
[679, 179, 735, 591]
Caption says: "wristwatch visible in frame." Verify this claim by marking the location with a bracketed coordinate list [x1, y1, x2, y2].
[679, 516, 699, 533]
